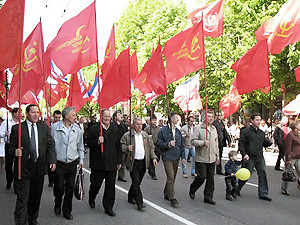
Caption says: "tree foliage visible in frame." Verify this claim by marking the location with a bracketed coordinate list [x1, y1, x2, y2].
[115, 0, 299, 117]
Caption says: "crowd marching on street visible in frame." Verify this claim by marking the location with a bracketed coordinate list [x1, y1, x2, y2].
[0, 104, 299, 225]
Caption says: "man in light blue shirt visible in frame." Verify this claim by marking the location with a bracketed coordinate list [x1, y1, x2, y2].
[51, 106, 84, 220]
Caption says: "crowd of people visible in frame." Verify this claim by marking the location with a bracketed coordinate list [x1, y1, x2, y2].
[0, 104, 299, 225]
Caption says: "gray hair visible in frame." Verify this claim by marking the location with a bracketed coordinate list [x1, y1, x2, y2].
[133, 117, 142, 124]
[62, 106, 75, 119]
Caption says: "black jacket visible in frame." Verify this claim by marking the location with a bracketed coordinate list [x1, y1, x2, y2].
[239, 125, 272, 159]
[87, 122, 121, 171]
[10, 121, 56, 178]
[212, 119, 231, 147]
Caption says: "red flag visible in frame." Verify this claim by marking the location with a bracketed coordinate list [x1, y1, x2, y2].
[66, 73, 88, 112]
[9, 21, 45, 105]
[130, 51, 138, 81]
[163, 20, 205, 84]
[0, 81, 6, 107]
[101, 24, 116, 81]
[54, 79, 69, 99]
[255, 0, 300, 55]
[43, 83, 60, 107]
[22, 91, 38, 105]
[0, 71, 6, 82]
[45, 2, 97, 75]
[231, 40, 270, 95]
[134, 41, 167, 95]
[187, 0, 224, 38]
[99, 48, 130, 108]
[0, 0, 25, 70]
[173, 74, 202, 112]
[145, 92, 160, 106]
[295, 66, 300, 82]
[219, 79, 241, 118]
[260, 85, 271, 94]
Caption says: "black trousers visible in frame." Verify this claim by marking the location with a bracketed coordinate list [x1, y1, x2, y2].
[190, 162, 215, 201]
[53, 160, 78, 214]
[275, 144, 285, 169]
[148, 147, 160, 177]
[5, 143, 14, 185]
[14, 160, 44, 225]
[216, 144, 224, 173]
[128, 159, 146, 205]
[89, 169, 117, 211]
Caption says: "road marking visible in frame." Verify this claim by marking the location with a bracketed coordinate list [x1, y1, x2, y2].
[82, 168, 197, 225]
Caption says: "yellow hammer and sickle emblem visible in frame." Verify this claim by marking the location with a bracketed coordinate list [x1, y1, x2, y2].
[76, 25, 90, 53]
[23, 42, 38, 72]
[0, 90, 5, 99]
[276, 19, 294, 38]
[187, 35, 201, 60]
[105, 45, 111, 58]
[142, 77, 147, 84]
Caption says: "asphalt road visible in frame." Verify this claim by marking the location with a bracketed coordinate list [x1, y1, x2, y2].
[1, 147, 299, 225]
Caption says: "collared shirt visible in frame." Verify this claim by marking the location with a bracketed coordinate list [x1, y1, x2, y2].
[102, 122, 110, 131]
[0, 118, 18, 142]
[26, 120, 39, 158]
[134, 131, 145, 160]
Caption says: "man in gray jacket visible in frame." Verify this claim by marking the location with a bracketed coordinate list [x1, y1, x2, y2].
[189, 111, 219, 205]
[51, 106, 84, 220]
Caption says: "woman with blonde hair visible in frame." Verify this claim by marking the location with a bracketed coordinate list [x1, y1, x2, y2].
[281, 119, 300, 195]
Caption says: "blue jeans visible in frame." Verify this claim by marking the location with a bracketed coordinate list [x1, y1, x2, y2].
[182, 147, 195, 175]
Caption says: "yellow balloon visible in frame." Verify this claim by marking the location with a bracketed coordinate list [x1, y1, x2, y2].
[236, 168, 251, 181]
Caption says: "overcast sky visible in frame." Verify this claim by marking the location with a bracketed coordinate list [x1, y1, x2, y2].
[21, 0, 201, 63]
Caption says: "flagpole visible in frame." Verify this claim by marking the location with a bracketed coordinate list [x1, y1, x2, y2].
[94, 0, 103, 156]
[5, 70, 9, 142]
[128, 48, 133, 162]
[217, 34, 224, 115]
[17, 1, 26, 180]
[201, 13, 208, 141]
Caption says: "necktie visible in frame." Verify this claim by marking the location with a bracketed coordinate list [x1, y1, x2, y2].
[30, 123, 37, 161]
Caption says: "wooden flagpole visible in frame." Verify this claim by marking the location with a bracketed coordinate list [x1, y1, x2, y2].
[94, 0, 103, 156]
[17, 1, 26, 180]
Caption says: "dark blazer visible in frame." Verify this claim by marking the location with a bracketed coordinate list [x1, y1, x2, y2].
[87, 122, 122, 171]
[10, 121, 56, 178]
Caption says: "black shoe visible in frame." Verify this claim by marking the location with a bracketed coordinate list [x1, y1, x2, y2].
[54, 206, 61, 215]
[89, 199, 95, 208]
[105, 209, 116, 217]
[6, 183, 11, 190]
[204, 199, 216, 205]
[28, 220, 39, 225]
[189, 191, 195, 200]
[226, 195, 233, 201]
[259, 196, 272, 201]
[48, 183, 54, 187]
[128, 198, 136, 204]
[164, 195, 171, 201]
[231, 193, 237, 199]
[171, 199, 179, 208]
[151, 176, 158, 180]
[281, 191, 289, 196]
[118, 177, 127, 182]
[63, 213, 73, 220]
[137, 203, 146, 211]
[236, 190, 241, 196]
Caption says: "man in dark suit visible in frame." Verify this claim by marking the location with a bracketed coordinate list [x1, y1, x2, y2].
[10, 104, 56, 225]
[87, 109, 122, 217]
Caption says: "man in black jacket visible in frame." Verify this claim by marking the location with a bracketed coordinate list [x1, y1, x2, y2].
[11, 104, 56, 225]
[87, 109, 121, 217]
[111, 110, 128, 182]
[212, 112, 231, 175]
[237, 113, 272, 201]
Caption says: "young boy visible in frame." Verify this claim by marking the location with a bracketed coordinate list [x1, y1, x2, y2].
[224, 150, 242, 201]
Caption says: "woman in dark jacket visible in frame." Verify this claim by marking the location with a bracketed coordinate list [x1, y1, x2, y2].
[281, 119, 300, 195]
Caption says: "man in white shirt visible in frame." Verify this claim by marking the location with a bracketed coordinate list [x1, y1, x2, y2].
[0, 107, 20, 190]
[121, 117, 157, 211]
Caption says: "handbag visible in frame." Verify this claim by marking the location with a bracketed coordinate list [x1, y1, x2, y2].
[74, 168, 85, 200]
[282, 164, 296, 182]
